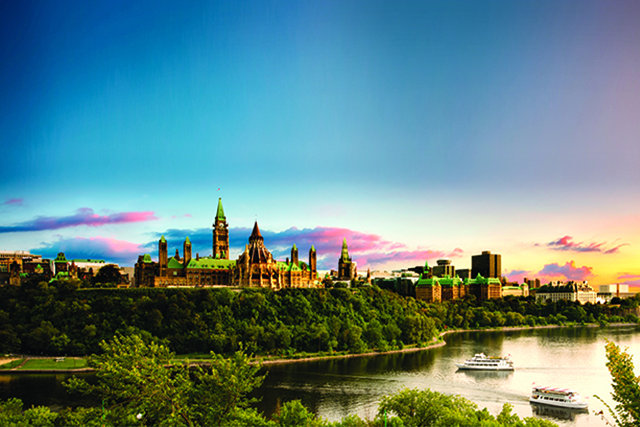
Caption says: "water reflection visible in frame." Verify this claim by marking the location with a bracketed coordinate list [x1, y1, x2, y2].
[456, 369, 513, 382]
[531, 403, 589, 421]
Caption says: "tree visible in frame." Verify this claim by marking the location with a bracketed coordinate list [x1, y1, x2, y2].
[272, 400, 324, 427]
[595, 340, 640, 427]
[92, 264, 122, 286]
[0, 398, 58, 427]
[377, 388, 558, 427]
[377, 388, 479, 427]
[65, 334, 266, 426]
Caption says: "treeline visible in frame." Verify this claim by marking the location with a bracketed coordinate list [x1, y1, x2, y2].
[424, 295, 640, 330]
[0, 279, 436, 356]
[0, 277, 637, 356]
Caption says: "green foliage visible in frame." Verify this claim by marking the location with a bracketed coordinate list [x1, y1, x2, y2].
[64, 334, 266, 427]
[92, 265, 122, 287]
[377, 388, 559, 427]
[0, 398, 58, 426]
[272, 400, 325, 427]
[0, 283, 632, 358]
[0, 286, 442, 356]
[595, 340, 640, 427]
[378, 387, 478, 427]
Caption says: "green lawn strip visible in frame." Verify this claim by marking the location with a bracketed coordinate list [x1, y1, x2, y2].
[18, 358, 88, 370]
[0, 359, 25, 370]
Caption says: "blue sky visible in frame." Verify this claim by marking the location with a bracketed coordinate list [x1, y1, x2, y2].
[2, 0, 640, 285]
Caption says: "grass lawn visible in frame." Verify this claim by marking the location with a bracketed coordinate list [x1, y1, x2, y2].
[19, 358, 88, 370]
[0, 359, 24, 370]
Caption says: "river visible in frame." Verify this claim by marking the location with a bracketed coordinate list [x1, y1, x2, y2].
[1, 325, 639, 426]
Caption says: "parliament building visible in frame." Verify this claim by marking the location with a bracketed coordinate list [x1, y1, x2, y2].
[134, 199, 320, 289]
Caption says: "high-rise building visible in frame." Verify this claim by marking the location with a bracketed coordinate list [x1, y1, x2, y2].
[471, 251, 501, 279]
[431, 259, 455, 278]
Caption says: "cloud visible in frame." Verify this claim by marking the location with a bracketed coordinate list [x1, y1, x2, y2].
[538, 261, 594, 281]
[547, 236, 628, 254]
[0, 208, 158, 233]
[504, 261, 594, 283]
[616, 273, 640, 287]
[617, 273, 640, 280]
[144, 225, 462, 270]
[1, 198, 23, 206]
[31, 236, 147, 266]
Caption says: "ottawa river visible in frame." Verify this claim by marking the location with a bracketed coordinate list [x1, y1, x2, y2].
[1, 325, 639, 426]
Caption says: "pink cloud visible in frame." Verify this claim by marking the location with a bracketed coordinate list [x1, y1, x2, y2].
[0, 208, 158, 233]
[155, 225, 462, 270]
[538, 261, 594, 281]
[617, 273, 640, 280]
[505, 261, 595, 284]
[32, 236, 147, 266]
[547, 235, 628, 254]
[1, 198, 23, 206]
[354, 248, 464, 267]
[503, 269, 532, 284]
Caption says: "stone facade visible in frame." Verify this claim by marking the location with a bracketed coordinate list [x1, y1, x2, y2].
[337, 239, 357, 281]
[415, 259, 501, 303]
[135, 199, 320, 289]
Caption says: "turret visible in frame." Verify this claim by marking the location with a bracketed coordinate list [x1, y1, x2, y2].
[291, 244, 299, 266]
[184, 237, 192, 267]
[159, 236, 168, 276]
[309, 245, 317, 276]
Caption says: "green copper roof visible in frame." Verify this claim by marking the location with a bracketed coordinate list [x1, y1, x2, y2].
[216, 198, 225, 220]
[55, 253, 67, 262]
[143, 254, 153, 263]
[293, 244, 297, 250]
[277, 261, 301, 272]
[160, 235, 166, 243]
[185, 236, 190, 244]
[167, 257, 183, 269]
[311, 245, 315, 252]
[186, 258, 236, 269]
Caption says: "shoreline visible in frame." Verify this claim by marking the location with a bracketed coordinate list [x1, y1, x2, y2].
[2, 322, 637, 373]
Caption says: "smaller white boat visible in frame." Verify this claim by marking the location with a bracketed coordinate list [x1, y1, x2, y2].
[529, 385, 588, 409]
[455, 353, 514, 371]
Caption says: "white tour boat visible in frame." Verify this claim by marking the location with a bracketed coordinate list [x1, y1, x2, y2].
[529, 385, 589, 409]
[455, 353, 514, 371]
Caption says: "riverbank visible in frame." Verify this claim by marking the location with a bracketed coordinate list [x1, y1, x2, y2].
[2, 322, 636, 373]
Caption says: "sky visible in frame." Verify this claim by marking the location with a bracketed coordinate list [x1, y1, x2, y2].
[1, 0, 640, 288]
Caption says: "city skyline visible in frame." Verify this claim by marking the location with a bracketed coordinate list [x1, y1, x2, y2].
[1, 1, 640, 287]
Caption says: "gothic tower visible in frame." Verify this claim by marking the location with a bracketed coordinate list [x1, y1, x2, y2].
[159, 235, 168, 277]
[212, 198, 229, 259]
[184, 237, 192, 266]
[338, 238, 356, 280]
[309, 245, 317, 278]
[291, 244, 299, 265]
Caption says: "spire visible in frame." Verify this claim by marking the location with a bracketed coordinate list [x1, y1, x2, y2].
[185, 236, 190, 244]
[249, 221, 264, 244]
[341, 238, 349, 260]
[160, 235, 166, 243]
[216, 198, 225, 221]
[311, 245, 315, 252]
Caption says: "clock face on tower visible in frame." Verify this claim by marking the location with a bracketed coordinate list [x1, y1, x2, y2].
[218, 223, 225, 229]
